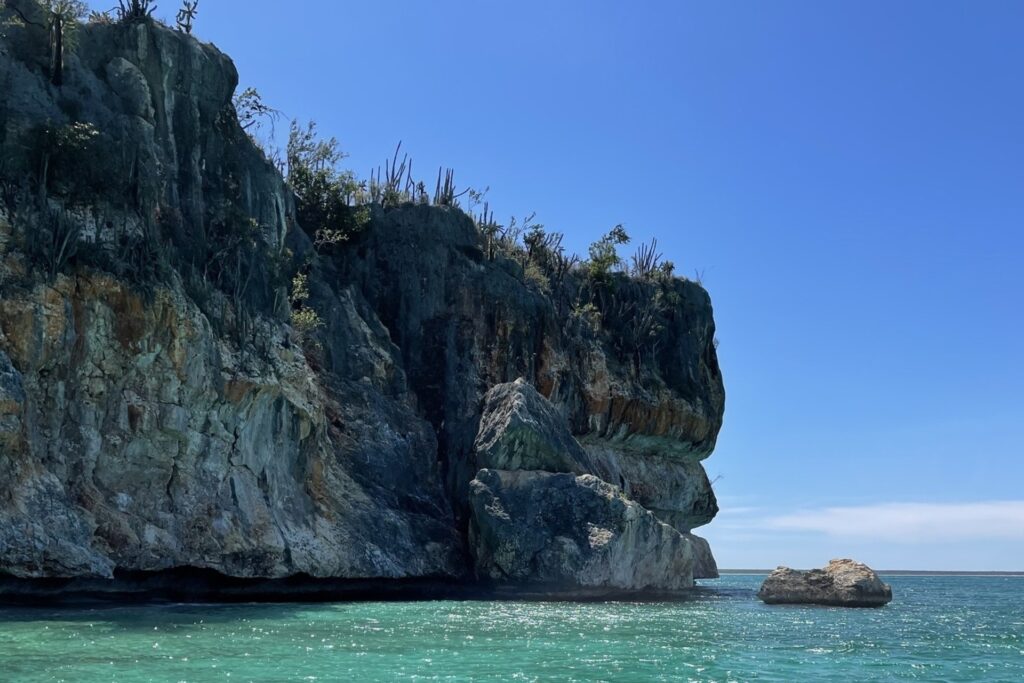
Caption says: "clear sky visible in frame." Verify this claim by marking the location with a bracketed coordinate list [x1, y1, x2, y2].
[96, 1, 1024, 570]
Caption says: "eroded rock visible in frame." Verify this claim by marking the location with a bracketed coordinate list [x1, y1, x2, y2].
[685, 533, 719, 579]
[468, 469, 694, 592]
[758, 559, 893, 607]
[474, 378, 593, 474]
[469, 379, 721, 586]
[0, 274, 461, 580]
[585, 442, 718, 533]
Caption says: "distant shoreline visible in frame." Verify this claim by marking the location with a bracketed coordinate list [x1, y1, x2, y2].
[720, 569, 1024, 577]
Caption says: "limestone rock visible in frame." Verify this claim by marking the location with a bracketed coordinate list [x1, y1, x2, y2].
[758, 559, 893, 607]
[0, 349, 24, 453]
[685, 533, 719, 579]
[474, 378, 593, 474]
[104, 57, 154, 120]
[0, 16, 726, 595]
[474, 380, 720, 535]
[0, 274, 461, 580]
[585, 442, 718, 533]
[336, 205, 725, 516]
[468, 469, 694, 591]
[471, 379, 721, 582]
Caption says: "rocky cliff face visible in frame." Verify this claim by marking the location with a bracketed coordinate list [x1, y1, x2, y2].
[0, 13, 724, 595]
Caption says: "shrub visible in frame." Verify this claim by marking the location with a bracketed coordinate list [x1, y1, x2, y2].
[20, 120, 98, 205]
[286, 120, 368, 243]
[570, 301, 602, 335]
[523, 260, 549, 293]
[289, 272, 322, 337]
[586, 224, 630, 282]
[234, 87, 279, 137]
[115, 0, 156, 22]
[369, 142, 418, 208]
[87, 10, 113, 24]
[434, 167, 468, 207]
[13, 197, 80, 280]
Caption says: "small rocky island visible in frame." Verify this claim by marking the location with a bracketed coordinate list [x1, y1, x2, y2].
[0, 6, 724, 600]
[758, 559, 893, 607]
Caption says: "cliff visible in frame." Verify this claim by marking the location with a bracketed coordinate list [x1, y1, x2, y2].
[0, 13, 724, 597]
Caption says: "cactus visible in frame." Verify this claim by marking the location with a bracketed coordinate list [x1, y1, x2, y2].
[433, 167, 468, 207]
[6, 1, 88, 85]
[630, 238, 663, 280]
[176, 0, 197, 34]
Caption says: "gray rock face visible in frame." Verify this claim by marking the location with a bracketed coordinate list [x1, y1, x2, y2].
[0, 349, 24, 453]
[585, 442, 718, 533]
[468, 379, 720, 586]
[0, 274, 460, 579]
[684, 533, 719, 579]
[0, 16, 725, 594]
[104, 57, 154, 119]
[758, 559, 893, 607]
[340, 208, 727, 584]
[474, 378, 593, 474]
[337, 206, 725, 520]
[469, 469, 694, 591]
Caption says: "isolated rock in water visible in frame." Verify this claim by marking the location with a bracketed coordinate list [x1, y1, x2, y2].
[758, 559, 893, 607]
[474, 379, 593, 474]
[468, 469, 694, 591]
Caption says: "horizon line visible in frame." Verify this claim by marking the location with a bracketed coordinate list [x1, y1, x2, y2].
[717, 569, 1024, 575]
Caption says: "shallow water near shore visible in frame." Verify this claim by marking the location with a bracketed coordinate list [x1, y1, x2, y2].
[0, 574, 1021, 682]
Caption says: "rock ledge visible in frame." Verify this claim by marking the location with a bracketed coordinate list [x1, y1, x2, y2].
[758, 559, 893, 607]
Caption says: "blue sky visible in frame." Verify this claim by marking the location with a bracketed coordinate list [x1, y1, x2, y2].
[101, 1, 1024, 570]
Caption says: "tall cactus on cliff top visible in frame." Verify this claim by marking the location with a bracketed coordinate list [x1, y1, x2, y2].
[175, 0, 197, 34]
[433, 167, 469, 208]
[3, 1, 87, 85]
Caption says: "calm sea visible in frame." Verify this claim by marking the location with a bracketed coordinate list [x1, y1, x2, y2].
[0, 574, 1021, 682]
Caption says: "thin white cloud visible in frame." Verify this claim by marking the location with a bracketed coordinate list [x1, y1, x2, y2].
[761, 501, 1024, 542]
[714, 506, 762, 516]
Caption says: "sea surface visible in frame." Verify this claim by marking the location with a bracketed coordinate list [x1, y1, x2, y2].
[0, 574, 1021, 682]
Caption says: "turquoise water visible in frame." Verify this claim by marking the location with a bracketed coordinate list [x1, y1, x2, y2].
[0, 575, 1021, 682]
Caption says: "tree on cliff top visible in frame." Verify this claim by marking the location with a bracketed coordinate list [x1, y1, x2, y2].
[586, 224, 630, 282]
[286, 120, 368, 246]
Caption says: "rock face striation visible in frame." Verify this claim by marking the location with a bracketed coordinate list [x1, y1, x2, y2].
[469, 469, 693, 592]
[467, 379, 703, 589]
[0, 13, 725, 596]
[758, 560, 893, 607]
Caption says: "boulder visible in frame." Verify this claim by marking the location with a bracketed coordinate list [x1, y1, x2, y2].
[758, 559, 893, 607]
[468, 468, 694, 592]
[471, 380, 722, 586]
[474, 378, 593, 474]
